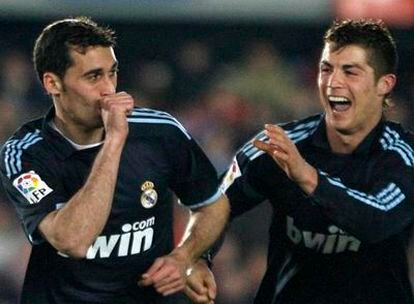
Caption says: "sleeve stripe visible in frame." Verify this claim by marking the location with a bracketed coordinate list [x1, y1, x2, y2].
[3, 139, 17, 178]
[240, 118, 320, 161]
[380, 126, 414, 167]
[181, 189, 222, 210]
[127, 109, 191, 140]
[127, 118, 191, 140]
[242, 132, 267, 158]
[4, 130, 42, 178]
[320, 171, 405, 211]
[287, 120, 320, 143]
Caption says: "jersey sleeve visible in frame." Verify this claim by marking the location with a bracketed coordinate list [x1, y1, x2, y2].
[166, 122, 222, 209]
[0, 137, 67, 245]
[311, 151, 414, 243]
[220, 133, 269, 218]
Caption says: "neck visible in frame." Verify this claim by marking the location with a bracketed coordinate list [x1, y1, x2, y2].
[326, 129, 361, 154]
[325, 112, 382, 154]
[326, 123, 379, 154]
[53, 116, 104, 145]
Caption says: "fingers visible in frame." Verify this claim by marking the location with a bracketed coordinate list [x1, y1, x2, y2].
[187, 274, 208, 296]
[185, 285, 213, 304]
[253, 124, 292, 160]
[100, 92, 134, 139]
[156, 279, 185, 296]
[185, 278, 215, 304]
[138, 258, 165, 286]
[100, 91, 134, 113]
[185, 260, 216, 303]
[204, 272, 217, 300]
[138, 256, 186, 296]
[264, 124, 290, 150]
[152, 267, 184, 294]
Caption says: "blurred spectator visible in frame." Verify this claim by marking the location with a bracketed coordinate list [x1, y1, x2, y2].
[0, 50, 48, 122]
[171, 40, 216, 110]
[0, 195, 30, 303]
[212, 40, 318, 124]
[131, 59, 174, 110]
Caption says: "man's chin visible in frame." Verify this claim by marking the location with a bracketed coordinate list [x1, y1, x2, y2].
[326, 117, 352, 135]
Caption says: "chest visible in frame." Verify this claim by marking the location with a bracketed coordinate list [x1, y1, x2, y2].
[57, 139, 173, 213]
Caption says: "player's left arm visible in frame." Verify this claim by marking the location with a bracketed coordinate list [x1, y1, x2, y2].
[310, 156, 414, 243]
[139, 194, 229, 296]
[255, 123, 414, 243]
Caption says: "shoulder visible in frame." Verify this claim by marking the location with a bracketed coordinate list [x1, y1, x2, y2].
[0, 119, 45, 178]
[377, 121, 414, 167]
[279, 114, 322, 142]
[236, 114, 323, 165]
[127, 107, 191, 140]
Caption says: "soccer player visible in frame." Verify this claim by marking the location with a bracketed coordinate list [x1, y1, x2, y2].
[0, 17, 229, 304]
[187, 19, 414, 303]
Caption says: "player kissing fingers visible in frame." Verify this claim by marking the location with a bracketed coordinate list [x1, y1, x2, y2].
[100, 91, 134, 113]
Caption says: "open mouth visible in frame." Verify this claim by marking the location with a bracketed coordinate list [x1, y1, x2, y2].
[328, 96, 351, 112]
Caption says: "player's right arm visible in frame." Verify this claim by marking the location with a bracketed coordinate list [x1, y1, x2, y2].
[183, 135, 272, 303]
[38, 92, 133, 258]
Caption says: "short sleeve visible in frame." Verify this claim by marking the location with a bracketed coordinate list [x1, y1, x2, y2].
[1, 138, 68, 244]
[166, 126, 221, 209]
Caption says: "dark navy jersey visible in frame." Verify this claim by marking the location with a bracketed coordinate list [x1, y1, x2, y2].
[0, 107, 221, 304]
[221, 114, 414, 304]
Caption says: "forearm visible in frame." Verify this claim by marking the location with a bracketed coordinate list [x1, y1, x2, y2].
[295, 162, 318, 195]
[312, 170, 414, 243]
[173, 194, 230, 264]
[39, 137, 124, 258]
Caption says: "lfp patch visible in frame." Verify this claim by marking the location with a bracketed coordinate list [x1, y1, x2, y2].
[220, 159, 242, 192]
[13, 171, 53, 204]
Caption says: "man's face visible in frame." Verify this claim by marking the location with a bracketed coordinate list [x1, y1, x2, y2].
[318, 43, 385, 136]
[57, 46, 118, 129]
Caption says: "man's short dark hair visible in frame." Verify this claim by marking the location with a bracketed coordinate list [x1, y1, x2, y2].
[324, 19, 398, 80]
[33, 16, 116, 83]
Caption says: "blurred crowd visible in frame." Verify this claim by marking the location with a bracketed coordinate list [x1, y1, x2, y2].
[0, 20, 413, 303]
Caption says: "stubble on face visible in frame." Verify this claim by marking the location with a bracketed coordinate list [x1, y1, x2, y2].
[54, 47, 118, 143]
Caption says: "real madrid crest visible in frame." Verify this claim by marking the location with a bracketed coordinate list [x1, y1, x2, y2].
[140, 181, 158, 208]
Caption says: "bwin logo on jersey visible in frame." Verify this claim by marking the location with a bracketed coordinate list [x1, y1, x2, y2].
[86, 217, 155, 259]
[286, 216, 361, 254]
[140, 181, 158, 208]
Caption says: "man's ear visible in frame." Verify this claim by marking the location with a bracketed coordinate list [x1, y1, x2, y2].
[43, 72, 63, 95]
[377, 73, 396, 97]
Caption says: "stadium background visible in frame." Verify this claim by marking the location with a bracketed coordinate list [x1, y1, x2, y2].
[0, 1, 413, 302]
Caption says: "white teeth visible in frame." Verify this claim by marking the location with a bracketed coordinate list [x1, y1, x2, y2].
[328, 96, 349, 103]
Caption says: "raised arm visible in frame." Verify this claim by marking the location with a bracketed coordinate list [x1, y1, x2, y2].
[255, 123, 414, 243]
[38, 92, 133, 258]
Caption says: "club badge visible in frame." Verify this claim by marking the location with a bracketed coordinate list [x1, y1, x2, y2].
[140, 181, 158, 208]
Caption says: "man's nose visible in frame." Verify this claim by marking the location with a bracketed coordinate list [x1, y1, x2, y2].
[328, 70, 343, 88]
[100, 76, 116, 96]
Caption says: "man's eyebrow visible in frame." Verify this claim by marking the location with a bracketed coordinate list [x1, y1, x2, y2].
[319, 60, 365, 71]
[82, 68, 103, 77]
[111, 62, 119, 70]
[342, 63, 364, 70]
[82, 62, 118, 77]
[319, 60, 332, 67]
